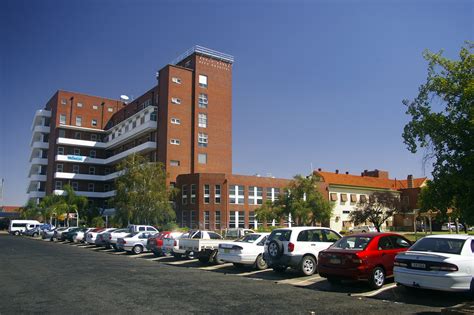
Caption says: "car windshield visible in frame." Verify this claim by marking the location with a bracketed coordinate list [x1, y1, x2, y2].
[126, 233, 139, 238]
[332, 236, 372, 250]
[236, 234, 260, 243]
[268, 230, 291, 242]
[410, 238, 466, 255]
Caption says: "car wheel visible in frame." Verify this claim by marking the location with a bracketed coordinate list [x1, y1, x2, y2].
[210, 250, 224, 265]
[187, 251, 195, 260]
[255, 254, 268, 270]
[300, 255, 316, 276]
[112, 244, 117, 250]
[105, 244, 111, 249]
[33, 232, 38, 237]
[268, 240, 283, 259]
[327, 277, 341, 285]
[132, 245, 143, 255]
[272, 266, 287, 273]
[14, 231, 19, 236]
[370, 267, 385, 289]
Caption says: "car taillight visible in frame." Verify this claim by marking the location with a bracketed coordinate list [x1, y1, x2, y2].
[350, 254, 362, 264]
[319, 252, 329, 259]
[430, 263, 458, 272]
[394, 259, 408, 267]
[109, 236, 112, 240]
[288, 242, 295, 252]
[174, 240, 177, 246]
[123, 240, 126, 244]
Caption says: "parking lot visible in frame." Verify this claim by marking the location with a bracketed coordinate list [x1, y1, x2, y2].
[0, 234, 470, 314]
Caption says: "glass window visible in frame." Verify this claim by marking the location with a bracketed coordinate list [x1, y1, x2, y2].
[229, 211, 237, 228]
[190, 210, 196, 228]
[198, 74, 208, 88]
[378, 236, 394, 250]
[389, 236, 411, 249]
[215, 185, 221, 204]
[172, 77, 182, 84]
[190, 184, 196, 204]
[59, 114, 66, 125]
[209, 232, 221, 240]
[89, 167, 95, 175]
[249, 186, 263, 205]
[92, 105, 98, 110]
[170, 139, 180, 145]
[198, 113, 207, 128]
[88, 183, 94, 192]
[104, 168, 110, 175]
[89, 150, 96, 158]
[204, 211, 210, 229]
[55, 181, 62, 190]
[108, 107, 113, 112]
[61, 98, 67, 105]
[203, 185, 210, 204]
[229, 185, 244, 204]
[297, 229, 324, 242]
[322, 229, 341, 242]
[171, 118, 181, 125]
[77, 102, 83, 108]
[333, 236, 373, 250]
[215, 211, 221, 230]
[75, 116, 82, 127]
[57, 147, 64, 155]
[73, 165, 80, 174]
[72, 182, 79, 191]
[268, 230, 292, 242]
[58, 129, 65, 138]
[74, 132, 81, 139]
[74, 148, 80, 155]
[181, 185, 188, 205]
[238, 211, 245, 228]
[90, 134, 97, 141]
[171, 97, 181, 104]
[198, 153, 207, 164]
[170, 160, 180, 166]
[409, 238, 466, 255]
[56, 164, 63, 172]
[198, 93, 208, 108]
[198, 132, 208, 147]
[91, 119, 97, 127]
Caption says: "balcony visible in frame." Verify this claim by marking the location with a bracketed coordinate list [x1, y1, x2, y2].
[56, 137, 107, 148]
[53, 189, 116, 198]
[31, 141, 49, 150]
[32, 125, 51, 134]
[55, 141, 156, 165]
[106, 119, 157, 149]
[28, 191, 46, 198]
[30, 158, 48, 165]
[30, 109, 51, 130]
[29, 174, 47, 182]
[54, 171, 121, 181]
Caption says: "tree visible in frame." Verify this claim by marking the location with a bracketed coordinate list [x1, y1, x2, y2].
[20, 199, 42, 220]
[350, 191, 402, 232]
[113, 154, 176, 226]
[402, 42, 474, 224]
[256, 175, 334, 226]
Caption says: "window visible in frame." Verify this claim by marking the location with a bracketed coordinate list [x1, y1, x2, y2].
[91, 119, 97, 127]
[229, 185, 244, 204]
[55, 181, 62, 190]
[330, 193, 337, 201]
[58, 129, 65, 138]
[170, 160, 180, 166]
[61, 98, 67, 105]
[182, 185, 188, 205]
[172, 77, 182, 84]
[209, 232, 221, 240]
[198, 74, 208, 88]
[249, 211, 259, 229]
[182, 210, 188, 228]
[74, 132, 81, 140]
[350, 194, 357, 203]
[89, 150, 96, 158]
[90, 134, 97, 141]
[389, 236, 411, 249]
[73, 165, 80, 174]
[198, 113, 207, 128]
[204, 211, 210, 229]
[238, 212, 245, 228]
[171, 97, 181, 104]
[198, 132, 208, 147]
[92, 105, 98, 110]
[57, 147, 64, 155]
[104, 168, 110, 175]
[198, 153, 207, 164]
[343, 210, 350, 214]
[322, 229, 341, 242]
[190, 184, 196, 204]
[73, 148, 81, 156]
[104, 184, 110, 191]
[88, 183, 95, 192]
[340, 194, 348, 203]
[75, 116, 82, 127]
[59, 114, 66, 125]
[215, 211, 221, 230]
[77, 102, 83, 108]
[198, 93, 208, 108]
[229, 211, 237, 228]
[203, 185, 210, 204]
[360, 195, 367, 203]
[378, 237, 394, 250]
[297, 229, 324, 242]
[170, 139, 180, 145]
[56, 164, 63, 172]
[108, 107, 114, 112]
[215, 185, 221, 204]
[266, 187, 280, 202]
[249, 186, 263, 205]
[72, 182, 79, 191]
[89, 166, 95, 175]
[190, 210, 196, 229]
[171, 118, 181, 125]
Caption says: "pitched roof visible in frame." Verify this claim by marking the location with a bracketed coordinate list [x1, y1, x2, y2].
[0, 206, 21, 212]
[314, 171, 426, 191]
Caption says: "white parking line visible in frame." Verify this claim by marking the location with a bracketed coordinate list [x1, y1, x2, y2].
[278, 275, 322, 286]
[111, 251, 128, 255]
[148, 256, 173, 261]
[127, 253, 154, 259]
[233, 269, 270, 277]
[350, 283, 397, 297]
[199, 263, 233, 271]
[165, 259, 198, 265]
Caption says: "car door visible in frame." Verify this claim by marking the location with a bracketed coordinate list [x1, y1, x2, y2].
[296, 229, 313, 255]
[377, 236, 398, 276]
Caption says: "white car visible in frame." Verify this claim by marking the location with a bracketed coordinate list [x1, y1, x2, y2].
[127, 225, 159, 233]
[85, 228, 115, 245]
[103, 228, 130, 249]
[441, 223, 464, 232]
[350, 225, 378, 233]
[263, 227, 342, 276]
[394, 234, 474, 293]
[117, 232, 157, 254]
[72, 228, 95, 243]
[218, 233, 269, 270]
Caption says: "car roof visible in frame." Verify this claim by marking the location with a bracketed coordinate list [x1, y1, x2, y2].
[272, 226, 332, 232]
[348, 232, 403, 237]
[422, 234, 472, 240]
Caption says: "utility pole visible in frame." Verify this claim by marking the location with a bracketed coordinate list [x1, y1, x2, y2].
[0, 178, 4, 207]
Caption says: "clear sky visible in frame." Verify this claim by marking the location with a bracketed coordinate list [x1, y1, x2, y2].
[0, 0, 472, 206]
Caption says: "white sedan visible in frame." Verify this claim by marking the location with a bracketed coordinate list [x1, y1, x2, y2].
[217, 233, 269, 270]
[117, 232, 156, 254]
[394, 234, 474, 293]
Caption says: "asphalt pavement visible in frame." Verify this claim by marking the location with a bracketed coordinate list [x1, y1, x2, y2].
[0, 234, 467, 314]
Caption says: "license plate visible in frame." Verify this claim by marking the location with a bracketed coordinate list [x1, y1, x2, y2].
[329, 258, 341, 264]
[411, 263, 426, 269]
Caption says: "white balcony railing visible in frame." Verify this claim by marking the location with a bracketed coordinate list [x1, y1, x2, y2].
[28, 191, 46, 198]
[31, 141, 49, 150]
[54, 171, 121, 181]
[30, 158, 48, 165]
[30, 109, 51, 130]
[106, 119, 157, 149]
[29, 174, 47, 182]
[55, 141, 156, 165]
[56, 137, 107, 148]
[32, 125, 51, 134]
[53, 189, 116, 198]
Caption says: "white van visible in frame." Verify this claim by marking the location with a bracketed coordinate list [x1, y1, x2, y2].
[9, 220, 41, 235]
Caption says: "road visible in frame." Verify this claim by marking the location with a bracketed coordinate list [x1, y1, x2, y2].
[0, 234, 468, 314]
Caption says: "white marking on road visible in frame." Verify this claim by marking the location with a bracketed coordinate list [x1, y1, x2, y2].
[278, 275, 322, 286]
[111, 251, 128, 255]
[165, 259, 198, 265]
[234, 269, 270, 277]
[199, 263, 233, 271]
[127, 253, 154, 259]
[147, 256, 174, 261]
[350, 283, 397, 297]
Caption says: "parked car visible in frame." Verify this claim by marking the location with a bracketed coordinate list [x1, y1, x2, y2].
[147, 231, 183, 257]
[61, 227, 83, 241]
[163, 232, 189, 258]
[318, 233, 412, 289]
[64, 227, 90, 242]
[42, 227, 57, 240]
[8, 220, 41, 235]
[179, 230, 226, 264]
[117, 231, 157, 254]
[223, 228, 255, 240]
[127, 225, 159, 233]
[103, 228, 130, 249]
[24, 224, 53, 237]
[85, 228, 106, 244]
[72, 228, 95, 243]
[394, 234, 474, 293]
[95, 229, 117, 246]
[218, 233, 270, 270]
[350, 225, 378, 233]
[264, 227, 342, 276]
[441, 223, 464, 232]
[53, 227, 77, 241]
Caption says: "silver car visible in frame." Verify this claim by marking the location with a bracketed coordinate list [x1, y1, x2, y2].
[117, 232, 157, 254]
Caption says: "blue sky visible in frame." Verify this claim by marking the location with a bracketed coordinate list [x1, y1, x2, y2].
[0, 0, 472, 205]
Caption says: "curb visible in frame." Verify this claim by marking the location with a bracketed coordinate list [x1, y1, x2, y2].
[442, 303, 474, 315]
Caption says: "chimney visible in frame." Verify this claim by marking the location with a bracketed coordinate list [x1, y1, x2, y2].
[335, 169, 339, 174]
[318, 168, 322, 171]
[345, 171, 349, 175]
[407, 175, 414, 189]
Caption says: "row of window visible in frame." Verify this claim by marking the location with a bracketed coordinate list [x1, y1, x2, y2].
[169, 153, 207, 167]
[182, 209, 220, 230]
[180, 210, 263, 230]
[170, 93, 208, 109]
[57, 147, 96, 158]
[54, 181, 111, 192]
[60, 99, 115, 113]
[59, 114, 99, 128]
[56, 164, 112, 175]
[181, 185, 281, 205]
[182, 184, 222, 205]
[58, 130, 101, 142]
[330, 192, 369, 204]
[171, 74, 207, 89]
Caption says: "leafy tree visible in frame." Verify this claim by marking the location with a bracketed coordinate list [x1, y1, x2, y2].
[113, 154, 176, 226]
[255, 200, 284, 225]
[20, 199, 42, 220]
[350, 191, 402, 232]
[402, 42, 474, 224]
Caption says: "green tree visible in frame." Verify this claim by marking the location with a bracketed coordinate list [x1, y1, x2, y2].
[113, 154, 176, 226]
[350, 191, 402, 232]
[402, 42, 474, 223]
[20, 199, 42, 220]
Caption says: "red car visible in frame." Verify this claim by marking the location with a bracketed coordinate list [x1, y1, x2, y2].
[147, 231, 182, 257]
[318, 232, 412, 289]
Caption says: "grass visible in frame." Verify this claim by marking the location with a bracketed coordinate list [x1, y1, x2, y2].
[402, 231, 474, 242]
